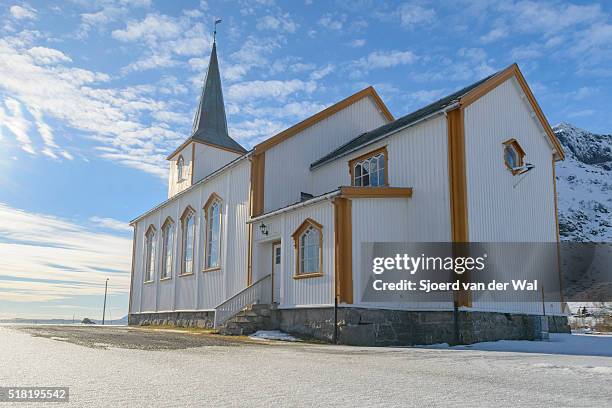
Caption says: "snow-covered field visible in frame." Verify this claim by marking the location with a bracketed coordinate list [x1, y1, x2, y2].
[425, 333, 612, 357]
[1, 326, 611, 407]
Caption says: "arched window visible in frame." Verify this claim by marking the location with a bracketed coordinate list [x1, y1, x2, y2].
[180, 207, 195, 275]
[292, 218, 323, 278]
[177, 156, 185, 182]
[350, 147, 388, 187]
[503, 139, 526, 175]
[144, 225, 157, 282]
[203, 194, 223, 270]
[160, 218, 175, 279]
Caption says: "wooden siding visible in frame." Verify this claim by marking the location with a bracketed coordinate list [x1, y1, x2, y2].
[130, 159, 250, 313]
[463, 76, 561, 315]
[192, 143, 242, 185]
[312, 114, 452, 242]
[350, 198, 454, 311]
[252, 201, 335, 308]
[263, 96, 389, 213]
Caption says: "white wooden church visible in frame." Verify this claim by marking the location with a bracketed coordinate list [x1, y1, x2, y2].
[128, 40, 569, 345]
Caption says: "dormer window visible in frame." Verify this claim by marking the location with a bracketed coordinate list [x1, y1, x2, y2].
[177, 155, 185, 182]
[349, 146, 388, 187]
[503, 139, 526, 175]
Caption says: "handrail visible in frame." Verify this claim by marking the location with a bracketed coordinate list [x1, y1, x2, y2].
[213, 274, 271, 328]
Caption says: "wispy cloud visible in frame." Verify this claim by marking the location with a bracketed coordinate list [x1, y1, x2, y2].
[0, 32, 185, 177]
[27, 46, 72, 65]
[396, 4, 436, 29]
[0, 98, 35, 154]
[9, 4, 37, 20]
[351, 49, 417, 74]
[318, 13, 345, 31]
[89, 216, 131, 232]
[256, 14, 298, 33]
[0, 203, 131, 310]
[347, 38, 366, 48]
[480, 26, 508, 44]
[227, 79, 316, 101]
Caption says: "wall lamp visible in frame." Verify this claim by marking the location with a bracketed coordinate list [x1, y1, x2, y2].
[259, 222, 269, 236]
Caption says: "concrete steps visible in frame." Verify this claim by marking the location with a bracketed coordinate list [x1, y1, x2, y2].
[218, 304, 278, 336]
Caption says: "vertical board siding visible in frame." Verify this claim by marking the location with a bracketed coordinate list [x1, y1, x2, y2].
[279, 201, 335, 308]
[313, 114, 452, 241]
[264, 97, 389, 213]
[464, 77, 561, 315]
[464, 77, 556, 242]
[351, 198, 454, 311]
[130, 160, 250, 313]
[167, 143, 194, 198]
[193, 143, 241, 184]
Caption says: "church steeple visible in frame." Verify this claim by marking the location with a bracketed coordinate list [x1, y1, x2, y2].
[190, 37, 246, 154]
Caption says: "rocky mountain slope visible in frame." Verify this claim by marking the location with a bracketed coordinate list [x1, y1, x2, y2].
[553, 123, 612, 242]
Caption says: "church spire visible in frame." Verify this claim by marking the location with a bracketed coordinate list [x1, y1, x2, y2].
[190, 28, 246, 154]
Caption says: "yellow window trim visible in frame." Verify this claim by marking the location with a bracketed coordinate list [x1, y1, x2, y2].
[503, 138, 526, 175]
[339, 186, 412, 198]
[179, 206, 196, 276]
[348, 145, 389, 187]
[202, 193, 223, 272]
[160, 217, 175, 280]
[291, 218, 324, 279]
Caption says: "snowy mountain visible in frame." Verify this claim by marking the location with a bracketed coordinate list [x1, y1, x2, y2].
[553, 123, 612, 242]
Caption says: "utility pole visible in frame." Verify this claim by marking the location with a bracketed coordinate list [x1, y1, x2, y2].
[102, 278, 109, 325]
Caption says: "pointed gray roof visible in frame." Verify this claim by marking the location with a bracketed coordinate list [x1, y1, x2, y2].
[188, 42, 246, 154]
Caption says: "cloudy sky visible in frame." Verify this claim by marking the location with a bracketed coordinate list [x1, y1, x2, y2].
[0, 0, 610, 320]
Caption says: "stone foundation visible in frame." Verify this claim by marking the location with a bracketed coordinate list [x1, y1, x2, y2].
[128, 311, 215, 329]
[278, 307, 570, 346]
[129, 308, 570, 346]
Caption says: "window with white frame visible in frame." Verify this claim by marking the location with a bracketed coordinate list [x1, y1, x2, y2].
[350, 148, 387, 187]
[180, 208, 195, 275]
[144, 226, 156, 282]
[204, 196, 222, 270]
[177, 155, 185, 182]
[160, 218, 174, 279]
[292, 219, 323, 278]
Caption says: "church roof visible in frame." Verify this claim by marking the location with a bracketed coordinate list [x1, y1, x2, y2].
[168, 41, 246, 159]
[309, 69, 499, 169]
[310, 63, 564, 169]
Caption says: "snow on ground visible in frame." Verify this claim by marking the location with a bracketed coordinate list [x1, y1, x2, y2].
[1, 326, 612, 407]
[424, 333, 612, 357]
[249, 330, 300, 342]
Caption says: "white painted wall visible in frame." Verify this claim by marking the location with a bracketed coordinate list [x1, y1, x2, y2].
[464, 77, 557, 243]
[463, 77, 561, 315]
[263, 96, 390, 213]
[253, 201, 335, 308]
[168, 142, 242, 199]
[167, 143, 195, 198]
[131, 159, 250, 314]
[312, 114, 452, 241]
[193, 143, 242, 184]
[350, 198, 454, 311]
[134, 77, 562, 316]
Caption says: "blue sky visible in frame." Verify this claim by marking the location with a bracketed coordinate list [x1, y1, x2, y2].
[0, 0, 610, 319]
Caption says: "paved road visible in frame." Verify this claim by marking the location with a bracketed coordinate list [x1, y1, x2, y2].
[1, 325, 611, 407]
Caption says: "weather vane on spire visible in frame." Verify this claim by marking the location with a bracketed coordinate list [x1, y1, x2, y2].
[213, 18, 222, 43]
